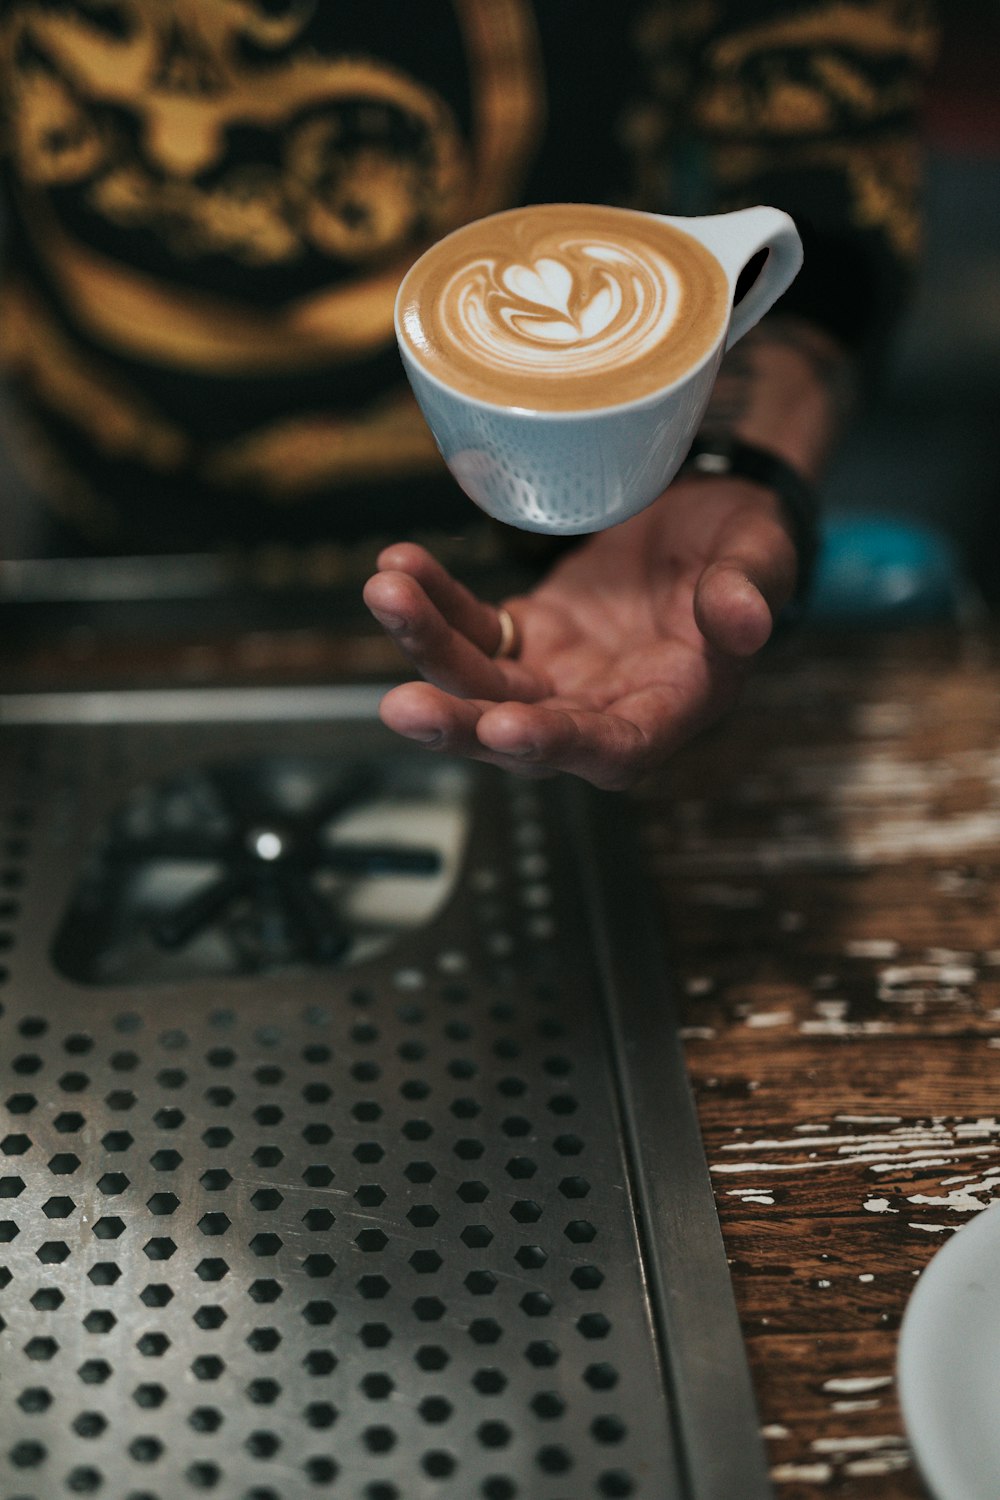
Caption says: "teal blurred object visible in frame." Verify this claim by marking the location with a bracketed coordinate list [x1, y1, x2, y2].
[804, 514, 969, 624]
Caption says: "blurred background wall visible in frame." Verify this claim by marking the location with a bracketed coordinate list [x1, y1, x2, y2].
[822, 0, 1000, 609]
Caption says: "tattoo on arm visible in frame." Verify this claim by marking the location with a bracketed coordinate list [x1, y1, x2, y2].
[701, 313, 858, 438]
[700, 342, 755, 433]
[749, 314, 859, 422]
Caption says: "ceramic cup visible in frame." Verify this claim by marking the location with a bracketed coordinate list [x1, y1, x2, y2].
[395, 203, 803, 535]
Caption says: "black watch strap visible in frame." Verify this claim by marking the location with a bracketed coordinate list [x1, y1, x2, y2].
[679, 435, 820, 606]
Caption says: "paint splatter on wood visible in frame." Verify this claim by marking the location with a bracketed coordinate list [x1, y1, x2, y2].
[636, 628, 1000, 1496]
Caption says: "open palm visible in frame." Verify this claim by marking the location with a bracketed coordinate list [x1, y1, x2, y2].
[363, 475, 797, 788]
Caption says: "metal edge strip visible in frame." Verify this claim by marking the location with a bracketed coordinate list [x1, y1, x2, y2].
[0, 684, 389, 725]
[567, 780, 774, 1500]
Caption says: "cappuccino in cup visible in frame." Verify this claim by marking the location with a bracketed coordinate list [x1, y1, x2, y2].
[396, 202, 802, 533]
[397, 203, 730, 412]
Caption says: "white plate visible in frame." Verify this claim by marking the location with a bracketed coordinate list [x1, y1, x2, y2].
[898, 1203, 1000, 1500]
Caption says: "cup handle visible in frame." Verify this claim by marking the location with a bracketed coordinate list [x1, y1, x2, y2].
[662, 206, 803, 351]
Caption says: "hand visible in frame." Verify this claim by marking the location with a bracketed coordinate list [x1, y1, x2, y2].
[362, 475, 798, 789]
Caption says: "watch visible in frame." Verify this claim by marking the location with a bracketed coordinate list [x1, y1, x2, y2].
[678, 435, 820, 606]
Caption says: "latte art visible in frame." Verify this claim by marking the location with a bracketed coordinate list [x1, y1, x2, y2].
[451, 237, 681, 379]
[398, 203, 729, 412]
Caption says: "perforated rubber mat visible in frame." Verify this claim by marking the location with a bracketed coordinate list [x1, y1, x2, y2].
[0, 687, 769, 1500]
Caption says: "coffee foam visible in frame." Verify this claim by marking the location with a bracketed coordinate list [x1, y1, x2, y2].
[398, 204, 729, 411]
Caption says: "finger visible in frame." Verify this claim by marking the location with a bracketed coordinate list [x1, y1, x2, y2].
[474, 700, 651, 790]
[381, 624, 730, 788]
[373, 542, 511, 657]
[475, 699, 683, 790]
[381, 660, 738, 790]
[377, 682, 557, 778]
[694, 498, 798, 657]
[695, 563, 775, 657]
[476, 652, 744, 789]
[363, 569, 545, 700]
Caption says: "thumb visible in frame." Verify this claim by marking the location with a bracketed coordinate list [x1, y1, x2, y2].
[694, 562, 776, 657]
[693, 501, 799, 657]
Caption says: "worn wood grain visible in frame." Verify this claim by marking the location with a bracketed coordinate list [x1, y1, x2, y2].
[637, 625, 1000, 1498]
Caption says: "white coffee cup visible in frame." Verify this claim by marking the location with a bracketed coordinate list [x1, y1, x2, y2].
[395, 203, 803, 535]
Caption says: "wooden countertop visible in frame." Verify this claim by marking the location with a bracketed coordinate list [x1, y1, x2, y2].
[640, 622, 1000, 1499]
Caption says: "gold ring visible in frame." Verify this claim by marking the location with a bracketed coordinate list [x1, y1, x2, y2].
[492, 606, 520, 660]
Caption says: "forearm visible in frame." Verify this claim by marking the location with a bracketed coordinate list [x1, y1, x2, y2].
[699, 311, 857, 484]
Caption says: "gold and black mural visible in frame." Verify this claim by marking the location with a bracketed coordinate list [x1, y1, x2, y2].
[0, 0, 544, 541]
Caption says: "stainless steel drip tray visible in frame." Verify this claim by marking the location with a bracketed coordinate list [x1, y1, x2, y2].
[0, 686, 769, 1500]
